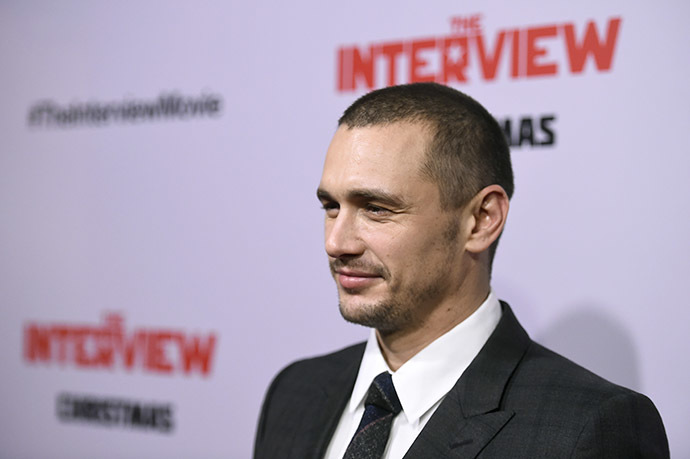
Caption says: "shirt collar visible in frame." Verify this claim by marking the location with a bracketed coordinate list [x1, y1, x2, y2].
[347, 291, 502, 424]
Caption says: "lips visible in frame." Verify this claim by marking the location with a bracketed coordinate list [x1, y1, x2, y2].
[335, 269, 381, 290]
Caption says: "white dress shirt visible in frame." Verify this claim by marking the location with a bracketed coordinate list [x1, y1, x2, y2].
[324, 291, 502, 459]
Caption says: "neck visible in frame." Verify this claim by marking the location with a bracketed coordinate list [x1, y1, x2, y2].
[376, 279, 490, 372]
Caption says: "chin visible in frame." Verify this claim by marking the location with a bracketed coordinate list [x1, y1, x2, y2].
[337, 296, 410, 332]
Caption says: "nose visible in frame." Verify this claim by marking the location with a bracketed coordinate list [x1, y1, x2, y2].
[325, 209, 364, 258]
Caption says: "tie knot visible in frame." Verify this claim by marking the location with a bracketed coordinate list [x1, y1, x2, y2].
[365, 372, 402, 416]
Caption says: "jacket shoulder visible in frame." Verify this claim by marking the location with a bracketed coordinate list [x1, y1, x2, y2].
[498, 341, 669, 457]
[272, 341, 366, 389]
[253, 343, 365, 458]
[522, 341, 619, 383]
[516, 341, 640, 400]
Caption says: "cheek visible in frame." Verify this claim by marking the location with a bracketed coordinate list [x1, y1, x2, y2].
[405, 231, 456, 270]
[377, 236, 431, 276]
[364, 227, 406, 260]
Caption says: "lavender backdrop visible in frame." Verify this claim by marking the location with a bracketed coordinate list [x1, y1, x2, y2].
[1, 1, 688, 457]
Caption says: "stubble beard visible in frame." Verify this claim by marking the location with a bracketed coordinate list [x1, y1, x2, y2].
[329, 258, 406, 332]
[331, 219, 460, 334]
[331, 260, 442, 334]
[338, 295, 414, 334]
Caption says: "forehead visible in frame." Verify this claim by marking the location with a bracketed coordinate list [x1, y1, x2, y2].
[320, 122, 432, 193]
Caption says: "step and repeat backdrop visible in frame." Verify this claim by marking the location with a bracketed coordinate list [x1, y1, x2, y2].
[1, 1, 688, 457]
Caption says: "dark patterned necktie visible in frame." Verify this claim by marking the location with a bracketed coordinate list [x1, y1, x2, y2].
[343, 372, 403, 459]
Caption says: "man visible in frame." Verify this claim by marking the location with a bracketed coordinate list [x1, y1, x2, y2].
[254, 83, 668, 458]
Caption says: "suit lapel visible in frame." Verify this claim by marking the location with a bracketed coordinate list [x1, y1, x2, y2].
[289, 344, 364, 459]
[404, 303, 531, 458]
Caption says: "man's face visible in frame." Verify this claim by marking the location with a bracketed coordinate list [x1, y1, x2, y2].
[317, 122, 469, 334]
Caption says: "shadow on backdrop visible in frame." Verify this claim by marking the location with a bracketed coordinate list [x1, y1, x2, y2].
[537, 306, 641, 392]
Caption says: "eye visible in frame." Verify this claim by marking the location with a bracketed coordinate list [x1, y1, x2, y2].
[320, 202, 339, 217]
[365, 204, 391, 215]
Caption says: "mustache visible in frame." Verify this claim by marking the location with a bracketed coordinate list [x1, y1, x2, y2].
[329, 258, 389, 279]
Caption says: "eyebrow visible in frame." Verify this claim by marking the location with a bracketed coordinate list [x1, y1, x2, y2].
[316, 187, 406, 208]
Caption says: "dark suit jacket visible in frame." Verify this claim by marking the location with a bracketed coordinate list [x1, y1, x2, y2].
[254, 304, 669, 458]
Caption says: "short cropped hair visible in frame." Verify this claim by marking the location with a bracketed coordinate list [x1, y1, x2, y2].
[338, 83, 514, 266]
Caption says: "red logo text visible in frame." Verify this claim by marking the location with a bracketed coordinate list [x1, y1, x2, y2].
[336, 15, 621, 91]
[24, 313, 217, 377]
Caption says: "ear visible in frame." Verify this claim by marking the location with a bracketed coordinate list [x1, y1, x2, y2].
[464, 185, 510, 254]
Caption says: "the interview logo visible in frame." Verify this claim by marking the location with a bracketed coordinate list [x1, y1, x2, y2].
[336, 15, 621, 91]
[24, 313, 217, 377]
